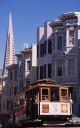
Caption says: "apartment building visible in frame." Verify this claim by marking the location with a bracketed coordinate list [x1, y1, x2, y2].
[5, 44, 37, 108]
[50, 12, 80, 115]
[1, 46, 32, 127]
[16, 47, 32, 90]
[37, 21, 52, 80]
[36, 12, 80, 115]
[16, 44, 37, 87]
[6, 64, 18, 111]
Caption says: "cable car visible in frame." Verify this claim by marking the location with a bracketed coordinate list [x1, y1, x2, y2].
[14, 79, 73, 125]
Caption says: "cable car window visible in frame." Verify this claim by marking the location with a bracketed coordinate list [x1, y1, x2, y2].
[19, 96, 23, 105]
[61, 89, 67, 96]
[15, 99, 18, 107]
[51, 88, 59, 101]
[41, 88, 49, 101]
[60, 88, 68, 101]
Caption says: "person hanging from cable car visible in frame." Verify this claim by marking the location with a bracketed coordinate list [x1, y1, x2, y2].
[51, 89, 56, 101]
[34, 93, 39, 120]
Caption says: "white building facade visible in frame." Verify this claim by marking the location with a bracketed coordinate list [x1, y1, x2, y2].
[50, 12, 80, 115]
[37, 21, 52, 80]
[37, 12, 80, 116]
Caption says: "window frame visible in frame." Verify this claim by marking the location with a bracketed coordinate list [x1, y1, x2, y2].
[59, 87, 68, 102]
[27, 60, 31, 71]
[40, 66, 44, 79]
[57, 35, 62, 50]
[56, 61, 62, 76]
[41, 88, 50, 102]
[48, 39, 52, 54]
[44, 64, 46, 78]
[69, 30, 75, 45]
[48, 63, 52, 78]
[68, 58, 75, 76]
[37, 44, 39, 57]
[40, 43, 44, 57]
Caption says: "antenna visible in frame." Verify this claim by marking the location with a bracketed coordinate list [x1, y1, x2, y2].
[23, 43, 29, 49]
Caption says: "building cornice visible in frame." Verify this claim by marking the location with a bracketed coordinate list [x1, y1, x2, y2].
[50, 19, 62, 28]
[59, 12, 79, 22]
[20, 48, 32, 54]
[6, 64, 18, 70]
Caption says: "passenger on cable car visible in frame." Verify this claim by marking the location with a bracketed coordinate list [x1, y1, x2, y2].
[51, 90, 56, 101]
[28, 97, 33, 120]
[34, 93, 39, 120]
[25, 98, 29, 120]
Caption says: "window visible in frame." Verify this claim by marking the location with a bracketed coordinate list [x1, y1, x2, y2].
[27, 61, 30, 71]
[40, 66, 44, 79]
[3, 102, 5, 109]
[14, 86, 17, 95]
[41, 88, 49, 101]
[63, 31, 66, 48]
[6, 101, 13, 110]
[48, 39, 52, 53]
[44, 41, 46, 54]
[63, 60, 66, 76]
[37, 66, 39, 80]
[26, 79, 30, 85]
[19, 95, 24, 105]
[44, 64, 46, 78]
[51, 88, 59, 101]
[57, 61, 62, 76]
[69, 30, 75, 45]
[57, 36, 62, 50]
[15, 99, 18, 107]
[53, 37, 55, 51]
[19, 80, 23, 90]
[10, 87, 12, 96]
[14, 69, 17, 80]
[10, 71, 12, 80]
[40, 43, 44, 57]
[60, 88, 68, 101]
[74, 90, 76, 103]
[61, 89, 67, 96]
[48, 63, 52, 78]
[68, 58, 75, 75]
[37, 44, 39, 57]
[19, 61, 23, 78]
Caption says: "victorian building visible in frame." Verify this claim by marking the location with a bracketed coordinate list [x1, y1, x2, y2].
[37, 12, 80, 115]
[50, 12, 80, 115]
[37, 21, 52, 80]
[5, 43, 37, 116]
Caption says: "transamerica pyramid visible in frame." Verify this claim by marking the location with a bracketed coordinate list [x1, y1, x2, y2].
[2, 12, 16, 77]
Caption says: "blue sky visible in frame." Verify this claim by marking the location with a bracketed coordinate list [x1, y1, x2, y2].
[0, 0, 80, 68]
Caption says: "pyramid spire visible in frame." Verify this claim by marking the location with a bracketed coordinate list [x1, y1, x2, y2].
[3, 12, 16, 77]
[8, 12, 13, 36]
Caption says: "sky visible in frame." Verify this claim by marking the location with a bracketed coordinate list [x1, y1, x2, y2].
[0, 0, 80, 68]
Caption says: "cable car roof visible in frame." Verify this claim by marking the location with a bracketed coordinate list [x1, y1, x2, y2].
[17, 79, 73, 94]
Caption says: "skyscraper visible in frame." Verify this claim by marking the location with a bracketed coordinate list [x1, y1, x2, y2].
[1, 13, 16, 127]
[2, 12, 16, 77]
